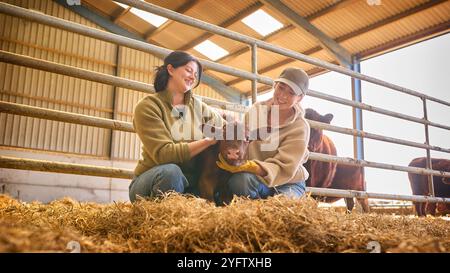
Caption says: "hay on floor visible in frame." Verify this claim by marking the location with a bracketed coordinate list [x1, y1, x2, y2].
[0, 193, 448, 253]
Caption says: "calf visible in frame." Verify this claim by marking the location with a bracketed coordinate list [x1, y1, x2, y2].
[408, 157, 450, 216]
[304, 108, 369, 213]
[197, 121, 250, 205]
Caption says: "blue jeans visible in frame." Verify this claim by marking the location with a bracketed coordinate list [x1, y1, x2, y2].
[227, 172, 306, 200]
[129, 163, 197, 202]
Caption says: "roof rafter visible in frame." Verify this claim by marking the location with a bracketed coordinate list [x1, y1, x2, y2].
[112, 5, 131, 23]
[260, 0, 353, 66]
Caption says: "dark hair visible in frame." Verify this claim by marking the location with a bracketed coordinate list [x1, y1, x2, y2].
[154, 51, 203, 92]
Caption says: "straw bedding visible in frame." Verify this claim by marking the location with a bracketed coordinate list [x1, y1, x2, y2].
[0, 193, 448, 253]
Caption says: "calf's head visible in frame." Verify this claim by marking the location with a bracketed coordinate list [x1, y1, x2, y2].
[304, 108, 333, 152]
[203, 122, 250, 166]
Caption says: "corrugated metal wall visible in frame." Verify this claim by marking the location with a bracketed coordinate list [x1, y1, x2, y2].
[0, 0, 232, 161]
[0, 0, 116, 157]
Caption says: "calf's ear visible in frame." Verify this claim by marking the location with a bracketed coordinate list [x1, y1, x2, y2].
[322, 113, 334, 124]
[202, 123, 223, 139]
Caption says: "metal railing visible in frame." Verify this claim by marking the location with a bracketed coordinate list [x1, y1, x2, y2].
[0, 2, 449, 205]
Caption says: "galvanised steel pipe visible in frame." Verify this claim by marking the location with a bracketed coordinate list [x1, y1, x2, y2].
[2, 100, 450, 179]
[1, 155, 449, 204]
[0, 50, 154, 93]
[251, 43, 258, 104]
[308, 153, 450, 178]
[1, 3, 450, 199]
[0, 2, 273, 86]
[422, 98, 435, 197]
[2, 98, 449, 157]
[306, 187, 450, 204]
[2, 47, 449, 132]
[0, 155, 134, 179]
[0, 101, 135, 132]
[1, 3, 448, 130]
[308, 89, 450, 131]
[2, 51, 450, 158]
[307, 119, 450, 154]
[116, 0, 450, 107]
[0, 51, 246, 113]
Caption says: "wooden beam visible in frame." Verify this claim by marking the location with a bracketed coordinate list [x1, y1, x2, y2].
[230, 0, 447, 87]
[112, 6, 131, 24]
[144, 0, 200, 41]
[177, 2, 264, 51]
[261, 0, 353, 66]
[217, 0, 355, 65]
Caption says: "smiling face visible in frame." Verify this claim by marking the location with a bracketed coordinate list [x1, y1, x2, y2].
[272, 82, 303, 111]
[203, 122, 250, 167]
[167, 60, 199, 93]
[219, 123, 249, 166]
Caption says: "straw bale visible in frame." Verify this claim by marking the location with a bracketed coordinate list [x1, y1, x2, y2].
[0, 193, 448, 253]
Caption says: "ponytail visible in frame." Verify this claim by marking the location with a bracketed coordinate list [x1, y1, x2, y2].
[154, 65, 169, 92]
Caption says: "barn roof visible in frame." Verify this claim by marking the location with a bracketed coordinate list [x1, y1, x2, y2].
[81, 0, 450, 97]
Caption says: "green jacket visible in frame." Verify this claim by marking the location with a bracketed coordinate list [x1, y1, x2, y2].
[133, 89, 223, 177]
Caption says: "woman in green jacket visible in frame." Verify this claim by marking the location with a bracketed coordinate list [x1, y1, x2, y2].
[129, 51, 223, 202]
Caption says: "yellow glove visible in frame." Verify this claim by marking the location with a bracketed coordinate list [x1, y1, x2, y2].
[216, 153, 259, 174]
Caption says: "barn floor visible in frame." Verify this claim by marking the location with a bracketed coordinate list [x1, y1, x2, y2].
[0, 193, 449, 253]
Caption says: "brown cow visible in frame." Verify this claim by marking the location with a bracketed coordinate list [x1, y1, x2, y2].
[304, 108, 369, 213]
[303, 109, 337, 188]
[408, 157, 450, 216]
[197, 121, 250, 205]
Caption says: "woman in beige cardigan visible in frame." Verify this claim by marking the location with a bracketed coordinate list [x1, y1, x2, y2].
[216, 68, 310, 200]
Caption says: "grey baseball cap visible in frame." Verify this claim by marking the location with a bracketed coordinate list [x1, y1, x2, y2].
[274, 67, 309, 95]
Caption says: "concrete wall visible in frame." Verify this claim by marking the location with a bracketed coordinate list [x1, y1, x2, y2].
[0, 146, 134, 203]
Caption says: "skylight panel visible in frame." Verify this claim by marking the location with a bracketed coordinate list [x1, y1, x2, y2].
[130, 8, 168, 27]
[241, 9, 283, 36]
[114, 1, 168, 27]
[113, 1, 129, 9]
[193, 40, 229, 61]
